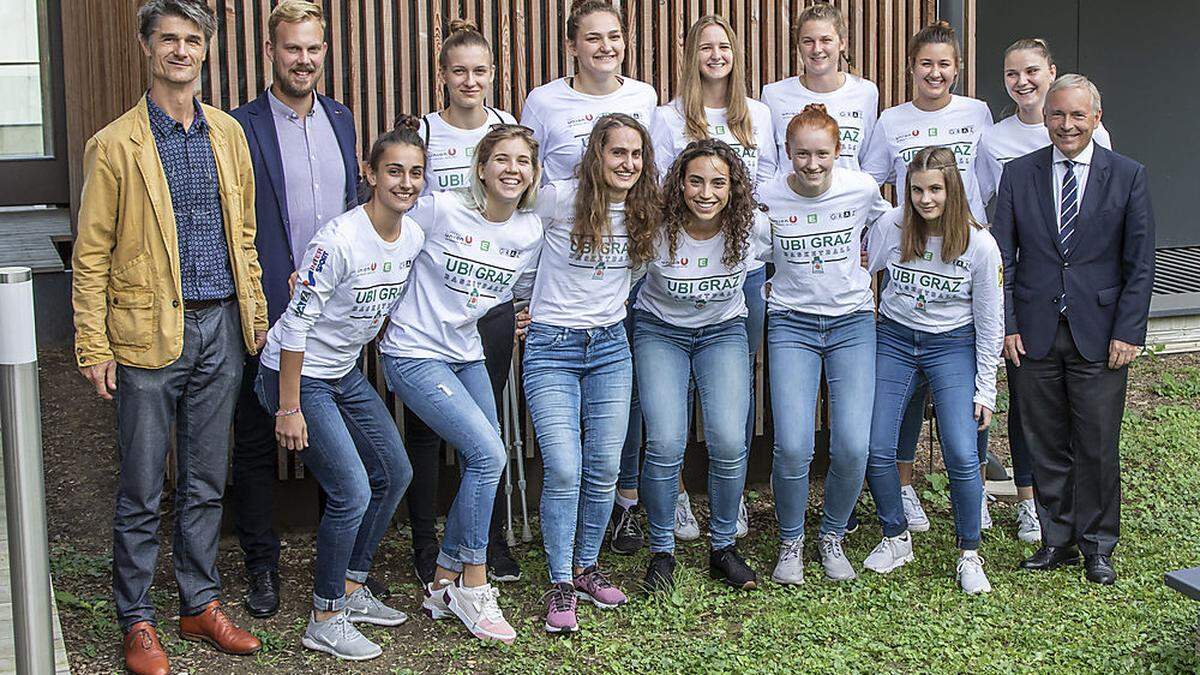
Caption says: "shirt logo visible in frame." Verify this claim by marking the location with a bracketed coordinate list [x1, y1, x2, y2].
[383, 261, 392, 272]
[303, 246, 329, 286]
[699, 258, 709, 268]
[807, 214, 818, 224]
[928, 128, 938, 137]
[593, 260, 606, 279]
[480, 240, 491, 252]
[448, 148, 457, 156]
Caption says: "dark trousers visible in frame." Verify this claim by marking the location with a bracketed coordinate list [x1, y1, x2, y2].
[112, 300, 244, 629]
[404, 300, 515, 553]
[231, 354, 282, 574]
[1009, 319, 1126, 556]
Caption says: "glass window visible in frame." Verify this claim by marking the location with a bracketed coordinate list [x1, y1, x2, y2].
[0, 0, 52, 158]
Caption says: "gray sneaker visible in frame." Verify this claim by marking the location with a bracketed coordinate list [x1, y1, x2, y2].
[957, 552, 992, 595]
[818, 532, 857, 581]
[301, 611, 383, 661]
[771, 536, 805, 585]
[346, 584, 408, 627]
[863, 533, 914, 574]
[1015, 499, 1042, 544]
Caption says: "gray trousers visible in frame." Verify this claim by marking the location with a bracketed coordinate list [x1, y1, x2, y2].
[112, 300, 244, 630]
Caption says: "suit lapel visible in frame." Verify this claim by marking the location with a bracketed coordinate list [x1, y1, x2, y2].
[131, 97, 180, 275]
[1031, 148, 1064, 258]
[1078, 146, 1112, 238]
[249, 93, 291, 234]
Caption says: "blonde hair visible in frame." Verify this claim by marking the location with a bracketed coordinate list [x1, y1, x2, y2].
[467, 126, 542, 212]
[795, 3, 853, 71]
[900, 147, 978, 264]
[908, 20, 961, 67]
[1004, 37, 1054, 66]
[677, 15, 754, 150]
[268, 0, 326, 42]
[439, 18, 491, 69]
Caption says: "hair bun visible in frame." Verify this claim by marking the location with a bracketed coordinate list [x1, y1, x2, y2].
[448, 18, 478, 34]
[571, 0, 610, 14]
[392, 113, 422, 133]
[933, 19, 954, 31]
[802, 103, 829, 115]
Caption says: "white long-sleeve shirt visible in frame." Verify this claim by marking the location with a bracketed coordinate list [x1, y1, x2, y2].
[867, 206, 1005, 409]
[861, 95, 994, 222]
[975, 115, 1112, 203]
[261, 206, 424, 379]
[379, 190, 543, 362]
[759, 168, 891, 316]
[419, 108, 518, 195]
[760, 74, 879, 171]
[520, 77, 659, 183]
[648, 98, 778, 186]
[528, 179, 633, 328]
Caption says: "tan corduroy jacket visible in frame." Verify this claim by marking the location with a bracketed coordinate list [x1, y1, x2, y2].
[72, 96, 268, 369]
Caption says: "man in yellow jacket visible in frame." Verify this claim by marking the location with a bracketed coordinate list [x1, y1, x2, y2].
[70, 2, 266, 673]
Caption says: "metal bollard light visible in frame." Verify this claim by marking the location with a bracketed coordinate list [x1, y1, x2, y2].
[0, 267, 55, 674]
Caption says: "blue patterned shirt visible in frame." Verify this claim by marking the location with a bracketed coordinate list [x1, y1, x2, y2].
[146, 94, 236, 301]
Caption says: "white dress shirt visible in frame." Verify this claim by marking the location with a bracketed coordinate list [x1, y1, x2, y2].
[1052, 140, 1095, 230]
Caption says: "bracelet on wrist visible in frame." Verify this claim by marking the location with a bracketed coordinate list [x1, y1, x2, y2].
[275, 407, 301, 418]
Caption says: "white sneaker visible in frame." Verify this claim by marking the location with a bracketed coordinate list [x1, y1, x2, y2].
[771, 536, 805, 585]
[674, 492, 701, 541]
[980, 492, 993, 530]
[735, 496, 749, 538]
[957, 551, 992, 594]
[900, 484, 930, 532]
[818, 532, 857, 581]
[301, 610, 382, 661]
[1015, 498, 1042, 544]
[863, 533, 914, 574]
[444, 579, 517, 644]
[421, 580, 452, 620]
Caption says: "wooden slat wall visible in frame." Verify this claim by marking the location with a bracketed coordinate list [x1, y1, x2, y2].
[198, 0, 964, 162]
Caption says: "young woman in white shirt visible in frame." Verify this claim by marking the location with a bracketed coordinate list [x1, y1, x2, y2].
[861, 21, 993, 222]
[760, 2, 879, 170]
[648, 13, 775, 543]
[863, 146, 1004, 595]
[520, 0, 659, 183]
[255, 120, 427, 661]
[636, 139, 765, 593]
[758, 104, 891, 585]
[379, 126, 545, 644]
[404, 20, 523, 587]
[523, 113, 659, 633]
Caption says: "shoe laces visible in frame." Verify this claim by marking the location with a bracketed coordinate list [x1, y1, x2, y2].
[957, 552, 985, 575]
[354, 585, 382, 611]
[542, 584, 575, 613]
[1016, 501, 1038, 523]
[819, 533, 845, 560]
[900, 488, 921, 509]
[616, 506, 643, 539]
[871, 535, 902, 558]
[470, 584, 505, 623]
[578, 567, 614, 591]
[250, 571, 277, 594]
[779, 537, 804, 564]
[675, 500, 698, 529]
[133, 627, 154, 650]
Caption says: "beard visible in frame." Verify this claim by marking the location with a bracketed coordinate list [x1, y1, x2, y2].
[275, 66, 319, 99]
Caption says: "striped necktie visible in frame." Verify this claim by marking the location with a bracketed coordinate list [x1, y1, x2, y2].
[1058, 159, 1078, 313]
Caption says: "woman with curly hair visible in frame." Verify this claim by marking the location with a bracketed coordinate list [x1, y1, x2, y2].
[634, 139, 767, 593]
[522, 113, 659, 633]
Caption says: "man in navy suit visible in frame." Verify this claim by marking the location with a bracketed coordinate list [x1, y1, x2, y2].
[992, 74, 1154, 585]
[229, 0, 359, 616]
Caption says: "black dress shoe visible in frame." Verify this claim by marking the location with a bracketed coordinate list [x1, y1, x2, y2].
[1085, 554, 1117, 585]
[243, 569, 280, 618]
[1019, 545, 1081, 571]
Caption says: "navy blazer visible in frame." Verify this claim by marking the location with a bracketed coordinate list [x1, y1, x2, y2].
[231, 91, 359, 325]
[991, 144, 1155, 362]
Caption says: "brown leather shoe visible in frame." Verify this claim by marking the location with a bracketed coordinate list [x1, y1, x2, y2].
[178, 600, 262, 655]
[123, 621, 170, 675]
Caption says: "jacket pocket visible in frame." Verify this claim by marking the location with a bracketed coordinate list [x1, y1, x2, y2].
[106, 289, 155, 349]
[1097, 285, 1122, 306]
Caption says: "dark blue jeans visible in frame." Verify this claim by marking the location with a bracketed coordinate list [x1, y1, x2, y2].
[112, 300, 243, 630]
[256, 366, 411, 611]
[867, 318, 983, 551]
[523, 322, 632, 582]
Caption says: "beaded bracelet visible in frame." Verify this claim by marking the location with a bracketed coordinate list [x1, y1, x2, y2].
[275, 407, 301, 417]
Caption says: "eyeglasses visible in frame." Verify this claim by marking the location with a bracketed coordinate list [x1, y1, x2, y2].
[489, 123, 536, 135]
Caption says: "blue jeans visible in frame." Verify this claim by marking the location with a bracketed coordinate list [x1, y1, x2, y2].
[634, 311, 750, 552]
[897, 377, 989, 467]
[382, 356, 505, 571]
[743, 266, 767, 449]
[618, 281, 644, 492]
[867, 318, 983, 550]
[768, 310, 875, 540]
[256, 366, 411, 610]
[523, 322, 632, 582]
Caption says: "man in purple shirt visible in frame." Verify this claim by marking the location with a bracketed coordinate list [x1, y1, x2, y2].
[229, 0, 360, 618]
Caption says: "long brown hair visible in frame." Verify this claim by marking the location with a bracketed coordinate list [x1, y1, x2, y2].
[573, 114, 659, 267]
[567, 0, 625, 44]
[908, 20, 962, 68]
[661, 139, 756, 269]
[678, 15, 754, 149]
[900, 146, 979, 263]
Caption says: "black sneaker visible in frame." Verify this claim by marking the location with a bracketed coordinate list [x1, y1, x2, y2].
[487, 539, 522, 582]
[608, 503, 645, 555]
[709, 545, 758, 591]
[243, 568, 280, 618]
[643, 552, 676, 594]
[364, 575, 390, 600]
[412, 545, 438, 586]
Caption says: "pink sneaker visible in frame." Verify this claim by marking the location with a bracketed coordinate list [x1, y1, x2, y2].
[542, 582, 578, 633]
[444, 579, 517, 644]
[573, 566, 627, 609]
